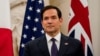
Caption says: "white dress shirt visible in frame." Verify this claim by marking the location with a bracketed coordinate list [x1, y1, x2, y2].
[46, 32, 61, 56]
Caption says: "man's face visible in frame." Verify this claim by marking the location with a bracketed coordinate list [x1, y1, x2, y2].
[41, 9, 63, 33]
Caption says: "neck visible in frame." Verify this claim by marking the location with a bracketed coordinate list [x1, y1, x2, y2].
[46, 31, 60, 38]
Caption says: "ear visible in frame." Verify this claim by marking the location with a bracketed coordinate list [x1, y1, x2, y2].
[59, 18, 63, 23]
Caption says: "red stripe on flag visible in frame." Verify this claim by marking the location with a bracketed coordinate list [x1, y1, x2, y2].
[0, 28, 13, 56]
[81, 34, 85, 51]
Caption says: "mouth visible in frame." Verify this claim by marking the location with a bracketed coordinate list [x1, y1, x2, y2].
[46, 26, 54, 29]
[47, 25, 54, 27]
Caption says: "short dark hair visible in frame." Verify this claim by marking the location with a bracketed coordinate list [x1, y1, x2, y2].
[41, 5, 62, 20]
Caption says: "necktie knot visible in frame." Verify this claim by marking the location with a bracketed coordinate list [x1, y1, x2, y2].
[51, 38, 56, 42]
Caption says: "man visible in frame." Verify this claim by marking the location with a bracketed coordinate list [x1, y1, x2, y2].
[23, 5, 84, 56]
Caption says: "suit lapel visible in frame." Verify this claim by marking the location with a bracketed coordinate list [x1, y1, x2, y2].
[38, 36, 50, 56]
[58, 34, 69, 56]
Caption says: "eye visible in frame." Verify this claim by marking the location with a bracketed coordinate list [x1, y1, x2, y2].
[43, 17, 49, 20]
[51, 16, 57, 20]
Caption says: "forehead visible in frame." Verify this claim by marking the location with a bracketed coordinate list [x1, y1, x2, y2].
[43, 9, 57, 16]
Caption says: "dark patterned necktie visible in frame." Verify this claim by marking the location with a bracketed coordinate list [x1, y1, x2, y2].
[51, 38, 58, 56]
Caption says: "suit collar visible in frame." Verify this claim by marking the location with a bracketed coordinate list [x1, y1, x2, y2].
[58, 34, 69, 56]
[38, 36, 50, 56]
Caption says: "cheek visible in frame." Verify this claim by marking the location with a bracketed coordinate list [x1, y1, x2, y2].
[56, 21, 62, 25]
[41, 22, 44, 27]
[42, 22, 46, 28]
[56, 22, 62, 28]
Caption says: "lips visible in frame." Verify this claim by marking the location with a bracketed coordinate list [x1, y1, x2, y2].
[47, 25, 54, 27]
[47, 26, 53, 28]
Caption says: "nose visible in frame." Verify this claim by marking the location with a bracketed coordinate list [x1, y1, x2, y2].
[47, 18, 53, 24]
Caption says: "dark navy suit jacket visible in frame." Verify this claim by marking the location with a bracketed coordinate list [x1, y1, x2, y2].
[23, 34, 84, 56]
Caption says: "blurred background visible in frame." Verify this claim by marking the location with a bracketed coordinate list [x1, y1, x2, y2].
[9, 0, 100, 56]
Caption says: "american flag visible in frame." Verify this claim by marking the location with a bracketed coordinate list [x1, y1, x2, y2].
[19, 0, 44, 56]
[68, 0, 93, 56]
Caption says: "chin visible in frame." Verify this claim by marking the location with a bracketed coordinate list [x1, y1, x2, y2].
[47, 30, 56, 33]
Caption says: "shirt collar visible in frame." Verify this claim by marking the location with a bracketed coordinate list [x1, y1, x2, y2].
[46, 32, 61, 42]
